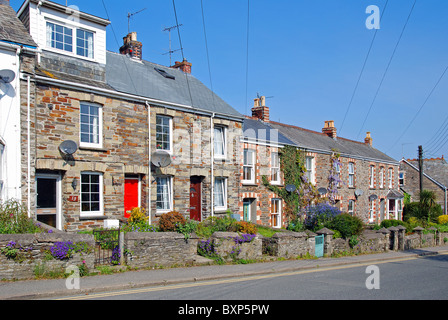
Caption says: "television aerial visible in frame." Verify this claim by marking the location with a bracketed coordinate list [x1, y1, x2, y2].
[151, 150, 172, 168]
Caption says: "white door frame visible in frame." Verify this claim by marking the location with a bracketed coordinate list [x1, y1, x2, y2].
[36, 173, 62, 230]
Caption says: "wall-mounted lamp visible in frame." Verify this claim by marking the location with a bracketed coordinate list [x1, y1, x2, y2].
[72, 177, 78, 191]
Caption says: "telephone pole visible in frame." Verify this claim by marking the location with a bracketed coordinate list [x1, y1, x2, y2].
[418, 145, 423, 196]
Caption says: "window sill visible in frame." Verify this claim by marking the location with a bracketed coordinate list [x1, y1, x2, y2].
[79, 146, 108, 152]
[80, 214, 106, 220]
[242, 182, 257, 186]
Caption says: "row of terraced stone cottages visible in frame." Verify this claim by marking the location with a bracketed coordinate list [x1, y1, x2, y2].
[0, 0, 403, 232]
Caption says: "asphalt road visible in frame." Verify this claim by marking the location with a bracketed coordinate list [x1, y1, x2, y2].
[57, 253, 448, 301]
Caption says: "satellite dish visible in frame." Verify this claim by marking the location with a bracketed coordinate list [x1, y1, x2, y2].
[59, 140, 78, 155]
[0, 70, 16, 84]
[285, 184, 296, 192]
[318, 187, 328, 195]
[355, 189, 364, 197]
[369, 194, 378, 201]
[151, 150, 172, 168]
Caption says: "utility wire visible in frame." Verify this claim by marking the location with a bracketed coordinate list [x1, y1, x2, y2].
[245, 0, 250, 115]
[386, 63, 448, 153]
[338, 0, 389, 137]
[356, 0, 416, 140]
[200, 0, 216, 109]
[172, 0, 195, 109]
[425, 114, 448, 151]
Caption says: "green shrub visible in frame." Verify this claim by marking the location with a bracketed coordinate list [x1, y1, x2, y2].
[380, 219, 411, 233]
[0, 199, 42, 234]
[158, 211, 186, 232]
[327, 213, 363, 239]
[236, 221, 257, 234]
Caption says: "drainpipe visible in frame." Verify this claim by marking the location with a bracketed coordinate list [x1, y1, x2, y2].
[27, 75, 31, 217]
[444, 187, 447, 216]
[210, 113, 215, 217]
[146, 101, 151, 225]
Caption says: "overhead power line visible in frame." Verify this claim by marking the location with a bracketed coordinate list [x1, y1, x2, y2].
[338, 0, 389, 137]
[356, 0, 416, 140]
[386, 63, 448, 154]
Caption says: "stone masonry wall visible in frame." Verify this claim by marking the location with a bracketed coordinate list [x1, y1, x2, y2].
[0, 233, 95, 280]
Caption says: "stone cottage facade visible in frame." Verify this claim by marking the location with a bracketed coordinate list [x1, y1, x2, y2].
[15, 0, 243, 231]
[244, 96, 403, 225]
[399, 158, 447, 214]
[238, 98, 296, 228]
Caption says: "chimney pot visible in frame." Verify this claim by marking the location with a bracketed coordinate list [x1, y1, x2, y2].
[251, 96, 269, 122]
[365, 132, 373, 146]
[171, 58, 192, 74]
[322, 120, 337, 139]
[119, 32, 142, 60]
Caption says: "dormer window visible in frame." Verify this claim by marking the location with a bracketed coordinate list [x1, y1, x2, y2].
[46, 21, 94, 59]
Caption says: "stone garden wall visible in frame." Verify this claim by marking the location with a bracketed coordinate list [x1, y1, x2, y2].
[124, 232, 201, 268]
[0, 233, 95, 280]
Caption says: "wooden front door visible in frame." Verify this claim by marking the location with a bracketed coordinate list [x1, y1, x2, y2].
[190, 177, 201, 221]
[124, 177, 139, 218]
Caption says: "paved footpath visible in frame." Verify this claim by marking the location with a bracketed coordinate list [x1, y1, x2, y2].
[1, 245, 448, 300]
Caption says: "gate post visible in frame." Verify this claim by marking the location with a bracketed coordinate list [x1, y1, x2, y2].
[119, 231, 125, 266]
[316, 227, 334, 256]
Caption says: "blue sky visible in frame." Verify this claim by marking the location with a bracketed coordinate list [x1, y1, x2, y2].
[11, 0, 448, 161]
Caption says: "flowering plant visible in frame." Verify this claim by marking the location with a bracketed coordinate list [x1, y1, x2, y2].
[1, 240, 33, 262]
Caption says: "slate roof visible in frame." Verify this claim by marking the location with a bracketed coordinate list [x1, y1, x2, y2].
[105, 51, 243, 120]
[243, 117, 295, 145]
[0, 1, 36, 48]
[268, 120, 398, 164]
[404, 158, 448, 189]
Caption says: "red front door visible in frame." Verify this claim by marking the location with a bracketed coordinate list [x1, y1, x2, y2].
[124, 178, 139, 218]
[190, 177, 201, 221]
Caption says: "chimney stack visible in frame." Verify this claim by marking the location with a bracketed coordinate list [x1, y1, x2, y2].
[251, 96, 270, 122]
[365, 132, 373, 146]
[119, 32, 142, 60]
[322, 120, 337, 139]
[171, 58, 192, 74]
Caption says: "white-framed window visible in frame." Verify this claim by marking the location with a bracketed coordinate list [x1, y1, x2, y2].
[46, 21, 95, 59]
[399, 172, 404, 186]
[348, 199, 354, 215]
[379, 167, 384, 188]
[46, 21, 72, 52]
[334, 160, 341, 188]
[214, 177, 227, 211]
[305, 157, 315, 184]
[369, 200, 374, 223]
[388, 168, 393, 189]
[271, 152, 280, 184]
[76, 29, 94, 58]
[80, 172, 103, 217]
[156, 176, 173, 212]
[271, 198, 282, 228]
[243, 149, 255, 184]
[348, 162, 355, 187]
[156, 115, 172, 152]
[214, 126, 226, 159]
[397, 199, 403, 220]
[80, 102, 102, 148]
[369, 165, 375, 188]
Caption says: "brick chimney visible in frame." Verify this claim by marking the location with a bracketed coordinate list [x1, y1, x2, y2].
[251, 96, 269, 122]
[322, 120, 337, 139]
[119, 32, 142, 60]
[365, 132, 373, 146]
[171, 59, 192, 74]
